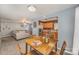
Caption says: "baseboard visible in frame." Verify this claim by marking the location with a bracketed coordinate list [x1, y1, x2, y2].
[58, 48, 73, 55]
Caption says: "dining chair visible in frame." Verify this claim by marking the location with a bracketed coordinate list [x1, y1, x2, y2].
[16, 44, 26, 55]
[59, 40, 67, 55]
[50, 40, 67, 55]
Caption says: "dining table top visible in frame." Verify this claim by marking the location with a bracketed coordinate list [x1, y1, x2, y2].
[25, 36, 56, 55]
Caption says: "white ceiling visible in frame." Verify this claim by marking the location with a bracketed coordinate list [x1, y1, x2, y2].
[0, 4, 78, 21]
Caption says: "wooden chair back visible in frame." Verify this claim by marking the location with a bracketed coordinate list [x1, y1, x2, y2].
[60, 41, 67, 55]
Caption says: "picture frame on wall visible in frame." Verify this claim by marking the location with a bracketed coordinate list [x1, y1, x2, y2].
[33, 21, 37, 28]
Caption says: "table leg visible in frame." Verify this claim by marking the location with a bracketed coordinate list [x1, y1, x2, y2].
[28, 45, 32, 55]
[26, 43, 32, 55]
[26, 43, 27, 54]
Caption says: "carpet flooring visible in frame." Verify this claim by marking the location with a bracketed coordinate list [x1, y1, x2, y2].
[0, 36, 26, 55]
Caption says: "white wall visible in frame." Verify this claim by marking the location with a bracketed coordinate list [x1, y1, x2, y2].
[0, 19, 1, 50]
[0, 19, 1, 38]
[72, 7, 79, 55]
[1, 22, 14, 37]
[0, 18, 27, 38]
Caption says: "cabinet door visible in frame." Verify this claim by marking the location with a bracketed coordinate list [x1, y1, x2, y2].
[43, 22, 54, 29]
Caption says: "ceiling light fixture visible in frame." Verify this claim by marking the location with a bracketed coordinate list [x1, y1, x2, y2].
[27, 5, 36, 12]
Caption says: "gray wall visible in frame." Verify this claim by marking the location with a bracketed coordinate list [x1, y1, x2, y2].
[48, 7, 75, 52]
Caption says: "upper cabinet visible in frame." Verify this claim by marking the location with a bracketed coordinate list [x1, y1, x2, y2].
[39, 16, 58, 30]
[39, 16, 58, 37]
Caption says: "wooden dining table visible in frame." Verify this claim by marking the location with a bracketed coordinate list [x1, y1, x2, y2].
[25, 36, 57, 55]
